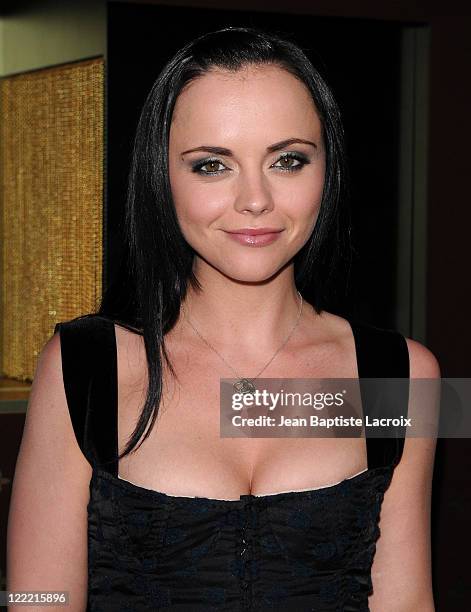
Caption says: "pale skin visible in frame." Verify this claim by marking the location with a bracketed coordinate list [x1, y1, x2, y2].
[7, 64, 439, 611]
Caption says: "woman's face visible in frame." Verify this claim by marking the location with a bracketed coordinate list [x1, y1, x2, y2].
[168, 63, 326, 283]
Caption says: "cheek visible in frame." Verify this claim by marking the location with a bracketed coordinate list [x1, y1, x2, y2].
[173, 184, 227, 232]
[170, 170, 228, 230]
[282, 166, 325, 229]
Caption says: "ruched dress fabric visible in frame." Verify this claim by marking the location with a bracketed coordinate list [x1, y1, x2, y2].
[55, 314, 410, 611]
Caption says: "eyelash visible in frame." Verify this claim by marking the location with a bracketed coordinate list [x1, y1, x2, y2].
[191, 152, 310, 176]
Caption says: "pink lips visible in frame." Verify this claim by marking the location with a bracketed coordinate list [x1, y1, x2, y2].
[223, 227, 284, 247]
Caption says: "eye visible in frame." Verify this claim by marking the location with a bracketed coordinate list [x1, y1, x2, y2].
[271, 152, 310, 172]
[190, 151, 310, 176]
[191, 158, 227, 175]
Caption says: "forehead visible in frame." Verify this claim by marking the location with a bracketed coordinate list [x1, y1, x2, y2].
[170, 64, 321, 144]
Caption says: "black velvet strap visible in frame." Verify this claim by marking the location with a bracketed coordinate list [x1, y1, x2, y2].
[55, 314, 118, 475]
[349, 319, 410, 470]
[55, 314, 410, 476]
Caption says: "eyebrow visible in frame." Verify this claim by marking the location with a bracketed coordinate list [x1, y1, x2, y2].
[180, 138, 317, 157]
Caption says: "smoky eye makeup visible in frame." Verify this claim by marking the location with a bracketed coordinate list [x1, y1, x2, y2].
[190, 151, 312, 176]
[272, 151, 311, 171]
[191, 157, 227, 176]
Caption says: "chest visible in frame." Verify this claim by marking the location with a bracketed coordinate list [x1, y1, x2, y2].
[116, 329, 367, 499]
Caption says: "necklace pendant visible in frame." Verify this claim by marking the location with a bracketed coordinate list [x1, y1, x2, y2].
[233, 378, 256, 395]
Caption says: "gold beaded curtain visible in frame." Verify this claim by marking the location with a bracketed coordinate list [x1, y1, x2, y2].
[0, 58, 104, 381]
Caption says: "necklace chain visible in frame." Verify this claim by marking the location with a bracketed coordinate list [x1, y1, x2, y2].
[182, 291, 303, 390]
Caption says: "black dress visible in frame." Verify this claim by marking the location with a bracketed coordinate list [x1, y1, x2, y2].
[54, 314, 409, 611]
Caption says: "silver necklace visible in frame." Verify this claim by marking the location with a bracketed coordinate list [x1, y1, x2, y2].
[183, 291, 303, 395]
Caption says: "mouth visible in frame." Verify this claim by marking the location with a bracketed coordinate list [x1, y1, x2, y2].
[226, 227, 284, 236]
[222, 228, 285, 247]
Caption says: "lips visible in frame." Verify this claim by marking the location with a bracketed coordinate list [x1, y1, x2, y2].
[226, 228, 284, 236]
[223, 228, 284, 247]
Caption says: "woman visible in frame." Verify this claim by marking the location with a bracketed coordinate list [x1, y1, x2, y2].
[7, 26, 438, 611]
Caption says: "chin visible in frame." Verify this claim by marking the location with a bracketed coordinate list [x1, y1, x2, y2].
[194, 249, 294, 282]
[218, 261, 290, 284]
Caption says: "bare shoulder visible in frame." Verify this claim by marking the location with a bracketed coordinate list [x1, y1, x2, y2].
[114, 321, 146, 370]
[11, 329, 92, 479]
[404, 336, 441, 378]
[114, 322, 148, 400]
[397, 335, 440, 502]
[30, 331, 63, 405]
[21, 331, 83, 450]
[311, 310, 442, 378]
[299, 307, 354, 345]
[319, 308, 441, 375]
[317, 309, 442, 375]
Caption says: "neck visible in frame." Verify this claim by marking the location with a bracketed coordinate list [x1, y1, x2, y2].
[173, 266, 313, 357]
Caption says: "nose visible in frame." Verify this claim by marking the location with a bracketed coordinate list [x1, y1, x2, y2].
[233, 168, 275, 215]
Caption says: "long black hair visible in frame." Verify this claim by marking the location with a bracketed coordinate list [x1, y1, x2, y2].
[98, 26, 352, 460]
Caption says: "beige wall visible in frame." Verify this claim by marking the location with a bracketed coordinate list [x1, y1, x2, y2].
[0, 0, 105, 77]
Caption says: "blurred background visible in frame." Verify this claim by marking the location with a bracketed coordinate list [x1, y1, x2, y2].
[0, 0, 470, 608]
